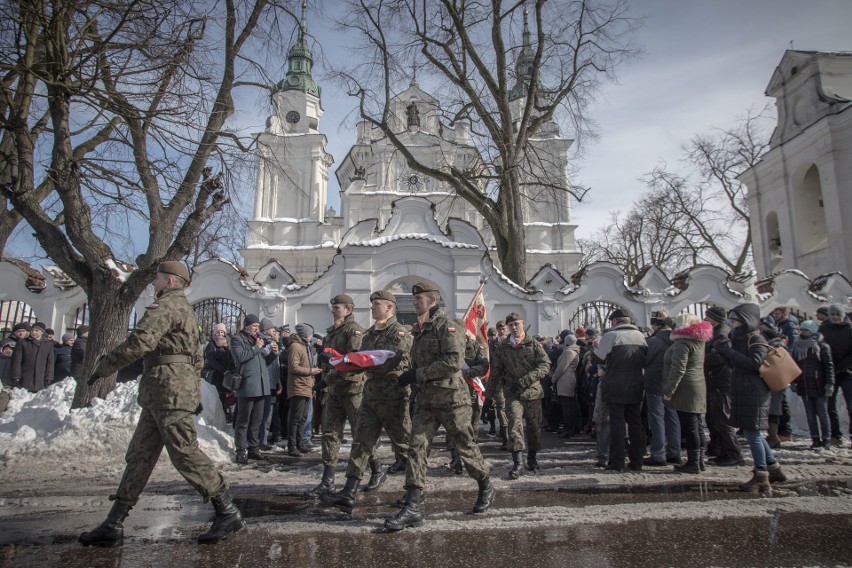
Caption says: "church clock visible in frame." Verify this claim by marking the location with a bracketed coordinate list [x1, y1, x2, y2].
[286, 110, 300, 124]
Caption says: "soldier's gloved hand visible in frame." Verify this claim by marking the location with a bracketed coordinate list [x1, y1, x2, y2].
[509, 382, 524, 396]
[397, 369, 417, 388]
[87, 372, 101, 386]
[194, 403, 204, 415]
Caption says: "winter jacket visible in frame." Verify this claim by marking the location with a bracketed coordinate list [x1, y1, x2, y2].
[776, 315, 800, 347]
[287, 335, 316, 399]
[70, 336, 87, 379]
[11, 336, 55, 392]
[644, 328, 673, 396]
[661, 321, 712, 414]
[203, 340, 232, 391]
[594, 324, 647, 405]
[0, 354, 13, 387]
[552, 344, 581, 397]
[714, 303, 770, 430]
[819, 320, 852, 379]
[230, 330, 272, 398]
[53, 344, 72, 382]
[704, 322, 733, 391]
[791, 336, 834, 399]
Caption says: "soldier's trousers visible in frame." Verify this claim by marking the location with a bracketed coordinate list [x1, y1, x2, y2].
[405, 403, 489, 489]
[493, 390, 509, 429]
[113, 408, 226, 506]
[322, 392, 375, 467]
[346, 396, 411, 479]
[506, 397, 543, 452]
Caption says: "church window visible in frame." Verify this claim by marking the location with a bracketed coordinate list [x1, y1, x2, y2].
[406, 103, 420, 127]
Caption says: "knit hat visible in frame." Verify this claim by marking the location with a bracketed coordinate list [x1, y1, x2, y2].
[562, 334, 577, 347]
[295, 323, 314, 340]
[61, 333, 75, 343]
[12, 322, 31, 332]
[243, 314, 260, 328]
[705, 306, 727, 324]
[816, 307, 829, 316]
[575, 327, 586, 338]
[260, 318, 275, 331]
[213, 323, 227, 334]
[585, 328, 599, 338]
[828, 304, 845, 317]
[800, 320, 819, 334]
[559, 329, 573, 343]
[759, 316, 777, 330]
[77, 324, 89, 335]
[31, 321, 46, 332]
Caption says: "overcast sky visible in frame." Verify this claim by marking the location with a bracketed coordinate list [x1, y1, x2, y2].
[302, 0, 852, 241]
[7, 0, 852, 263]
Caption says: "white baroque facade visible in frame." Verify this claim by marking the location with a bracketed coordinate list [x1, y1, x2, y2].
[739, 50, 852, 278]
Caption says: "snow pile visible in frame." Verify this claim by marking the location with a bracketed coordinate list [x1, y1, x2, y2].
[0, 379, 234, 475]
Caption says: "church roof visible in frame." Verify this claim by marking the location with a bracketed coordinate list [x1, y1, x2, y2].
[275, 1, 321, 99]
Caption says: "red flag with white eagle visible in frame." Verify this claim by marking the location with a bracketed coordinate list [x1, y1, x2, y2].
[324, 348, 396, 372]
[462, 281, 490, 403]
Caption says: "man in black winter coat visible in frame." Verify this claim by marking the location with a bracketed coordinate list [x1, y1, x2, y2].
[11, 321, 54, 392]
[819, 304, 852, 446]
[594, 310, 647, 472]
[70, 325, 89, 379]
[703, 307, 744, 466]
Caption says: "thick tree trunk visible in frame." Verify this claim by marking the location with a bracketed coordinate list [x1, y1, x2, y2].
[71, 278, 134, 409]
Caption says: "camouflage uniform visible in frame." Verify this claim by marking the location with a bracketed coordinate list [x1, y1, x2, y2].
[345, 316, 413, 479]
[462, 335, 489, 441]
[94, 287, 226, 506]
[491, 335, 551, 452]
[406, 307, 489, 488]
[321, 313, 370, 467]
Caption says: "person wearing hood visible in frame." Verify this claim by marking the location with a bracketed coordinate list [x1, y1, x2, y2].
[713, 303, 786, 493]
[661, 313, 713, 473]
[703, 306, 744, 467]
[551, 331, 582, 438]
[818, 304, 852, 447]
[791, 320, 834, 450]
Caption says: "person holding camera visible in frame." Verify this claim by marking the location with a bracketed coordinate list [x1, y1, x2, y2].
[230, 314, 275, 464]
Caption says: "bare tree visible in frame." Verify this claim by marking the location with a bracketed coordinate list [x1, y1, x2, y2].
[328, 0, 638, 285]
[580, 109, 769, 279]
[0, 0, 293, 407]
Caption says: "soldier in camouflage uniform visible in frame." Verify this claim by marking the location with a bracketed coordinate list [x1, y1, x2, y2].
[490, 312, 551, 479]
[319, 290, 413, 513]
[485, 320, 511, 450]
[445, 330, 490, 474]
[79, 262, 243, 547]
[305, 294, 374, 499]
[384, 280, 495, 531]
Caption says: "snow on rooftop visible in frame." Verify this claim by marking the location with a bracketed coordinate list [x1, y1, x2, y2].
[245, 242, 338, 251]
[350, 233, 479, 249]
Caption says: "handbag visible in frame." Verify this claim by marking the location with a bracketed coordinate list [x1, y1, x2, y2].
[222, 369, 243, 392]
[749, 339, 801, 392]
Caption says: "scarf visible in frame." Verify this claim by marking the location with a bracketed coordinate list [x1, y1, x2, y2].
[791, 334, 820, 362]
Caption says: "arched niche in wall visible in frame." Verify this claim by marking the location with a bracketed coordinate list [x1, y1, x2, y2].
[794, 164, 828, 256]
[766, 211, 783, 274]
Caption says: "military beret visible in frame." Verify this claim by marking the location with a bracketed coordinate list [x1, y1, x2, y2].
[495, 320, 506, 328]
[330, 294, 354, 305]
[31, 321, 47, 332]
[505, 312, 523, 324]
[411, 280, 440, 295]
[370, 290, 396, 304]
[13, 322, 31, 332]
[158, 261, 191, 284]
[608, 308, 628, 320]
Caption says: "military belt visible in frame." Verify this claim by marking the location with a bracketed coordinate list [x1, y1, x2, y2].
[149, 354, 194, 366]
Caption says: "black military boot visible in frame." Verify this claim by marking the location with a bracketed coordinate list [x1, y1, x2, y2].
[472, 476, 496, 514]
[387, 454, 407, 474]
[235, 449, 248, 464]
[508, 451, 524, 480]
[396, 490, 427, 507]
[500, 426, 509, 451]
[79, 501, 132, 547]
[319, 476, 361, 514]
[384, 488, 423, 531]
[197, 490, 245, 544]
[304, 465, 335, 499]
[445, 449, 463, 474]
[364, 458, 387, 492]
[527, 450, 539, 472]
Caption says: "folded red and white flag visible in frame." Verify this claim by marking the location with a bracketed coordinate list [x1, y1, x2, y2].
[325, 348, 396, 372]
[465, 376, 486, 405]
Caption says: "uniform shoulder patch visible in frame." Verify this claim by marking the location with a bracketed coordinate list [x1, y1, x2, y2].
[447, 326, 456, 332]
[146, 303, 159, 310]
[398, 331, 406, 337]
[354, 330, 362, 335]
